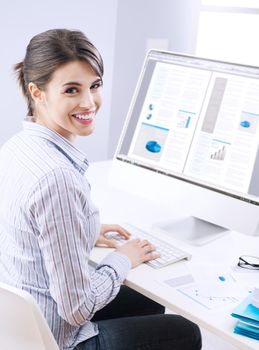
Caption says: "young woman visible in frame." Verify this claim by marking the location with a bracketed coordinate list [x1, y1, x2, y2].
[0, 29, 201, 350]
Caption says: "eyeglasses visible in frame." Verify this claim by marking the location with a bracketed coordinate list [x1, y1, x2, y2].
[238, 255, 259, 270]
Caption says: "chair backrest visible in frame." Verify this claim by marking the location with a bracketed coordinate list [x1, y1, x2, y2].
[0, 282, 59, 350]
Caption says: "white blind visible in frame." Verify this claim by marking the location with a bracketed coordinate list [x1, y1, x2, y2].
[196, 3, 259, 66]
[201, 0, 259, 8]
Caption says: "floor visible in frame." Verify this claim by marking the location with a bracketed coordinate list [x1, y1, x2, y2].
[201, 327, 239, 350]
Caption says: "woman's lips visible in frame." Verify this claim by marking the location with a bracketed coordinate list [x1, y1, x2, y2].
[72, 112, 95, 125]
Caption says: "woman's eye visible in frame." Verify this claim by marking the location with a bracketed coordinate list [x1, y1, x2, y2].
[91, 81, 103, 90]
[65, 87, 78, 94]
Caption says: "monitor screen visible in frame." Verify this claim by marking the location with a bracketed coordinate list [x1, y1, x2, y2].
[112, 50, 259, 242]
[117, 50, 259, 205]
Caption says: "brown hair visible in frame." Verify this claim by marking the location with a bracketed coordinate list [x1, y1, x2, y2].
[14, 29, 104, 116]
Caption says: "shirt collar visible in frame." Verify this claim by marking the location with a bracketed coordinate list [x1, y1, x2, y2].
[22, 121, 89, 174]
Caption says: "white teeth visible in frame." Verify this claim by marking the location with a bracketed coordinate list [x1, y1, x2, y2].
[73, 113, 94, 120]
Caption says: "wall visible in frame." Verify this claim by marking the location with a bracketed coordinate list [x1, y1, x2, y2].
[108, 0, 201, 158]
[0, 0, 118, 161]
[1, 1, 201, 161]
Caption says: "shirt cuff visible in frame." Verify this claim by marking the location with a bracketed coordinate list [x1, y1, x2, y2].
[98, 251, 131, 283]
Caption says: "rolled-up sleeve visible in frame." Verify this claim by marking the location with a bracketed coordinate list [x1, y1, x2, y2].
[28, 167, 130, 326]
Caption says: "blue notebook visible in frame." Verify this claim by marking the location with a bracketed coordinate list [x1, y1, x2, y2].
[234, 321, 259, 340]
[231, 294, 259, 340]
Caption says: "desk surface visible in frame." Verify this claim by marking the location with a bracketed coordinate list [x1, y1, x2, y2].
[87, 160, 259, 350]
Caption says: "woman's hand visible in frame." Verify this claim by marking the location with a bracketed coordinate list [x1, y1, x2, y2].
[117, 239, 160, 269]
[95, 224, 160, 269]
[95, 224, 131, 248]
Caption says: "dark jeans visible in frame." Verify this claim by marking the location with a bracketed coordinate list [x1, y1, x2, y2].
[75, 286, 202, 350]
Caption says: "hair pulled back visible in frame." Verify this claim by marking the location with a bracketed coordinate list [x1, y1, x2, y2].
[14, 29, 104, 116]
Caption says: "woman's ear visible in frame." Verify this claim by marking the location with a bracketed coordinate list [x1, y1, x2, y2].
[28, 82, 45, 103]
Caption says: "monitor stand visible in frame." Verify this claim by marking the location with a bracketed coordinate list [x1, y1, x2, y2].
[153, 216, 229, 246]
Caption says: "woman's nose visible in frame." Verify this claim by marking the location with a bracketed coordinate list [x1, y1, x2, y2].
[79, 91, 95, 108]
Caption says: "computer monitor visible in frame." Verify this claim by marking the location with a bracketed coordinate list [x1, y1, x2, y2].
[110, 50, 259, 244]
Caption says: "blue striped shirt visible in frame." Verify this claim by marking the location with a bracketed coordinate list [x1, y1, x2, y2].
[0, 121, 131, 349]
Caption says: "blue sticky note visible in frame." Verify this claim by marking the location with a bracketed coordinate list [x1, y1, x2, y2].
[218, 276, 225, 282]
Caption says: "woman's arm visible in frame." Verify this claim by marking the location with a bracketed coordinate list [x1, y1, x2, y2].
[29, 167, 131, 326]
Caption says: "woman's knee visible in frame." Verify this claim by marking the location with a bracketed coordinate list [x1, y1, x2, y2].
[162, 315, 202, 350]
[175, 315, 202, 350]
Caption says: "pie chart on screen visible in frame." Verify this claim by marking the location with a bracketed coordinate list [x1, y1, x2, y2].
[240, 120, 250, 128]
[145, 140, 161, 153]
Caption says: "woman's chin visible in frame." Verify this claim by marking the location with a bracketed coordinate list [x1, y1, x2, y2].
[77, 126, 95, 137]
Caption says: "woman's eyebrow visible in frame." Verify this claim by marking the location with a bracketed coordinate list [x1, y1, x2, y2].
[62, 81, 82, 87]
[91, 78, 102, 84]
[62, 78, 101, 87]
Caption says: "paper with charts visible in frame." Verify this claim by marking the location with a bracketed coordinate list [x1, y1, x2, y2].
[161, 263, 252, 310]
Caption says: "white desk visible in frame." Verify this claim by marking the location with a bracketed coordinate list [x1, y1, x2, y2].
[88, 160, 259, 350]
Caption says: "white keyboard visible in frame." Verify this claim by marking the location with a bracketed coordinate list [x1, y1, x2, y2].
[106, 224, 191, 269]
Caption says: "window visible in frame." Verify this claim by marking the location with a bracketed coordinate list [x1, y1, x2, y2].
[196, 1, 259, 66]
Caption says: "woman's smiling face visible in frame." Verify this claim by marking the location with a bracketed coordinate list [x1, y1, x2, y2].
[30, 60, 103, 142]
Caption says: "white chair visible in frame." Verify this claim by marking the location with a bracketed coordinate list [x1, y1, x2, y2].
[0, 282, 59, 350]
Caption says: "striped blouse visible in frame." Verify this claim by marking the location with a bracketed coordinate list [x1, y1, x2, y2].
[0, 121, 131, 350]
